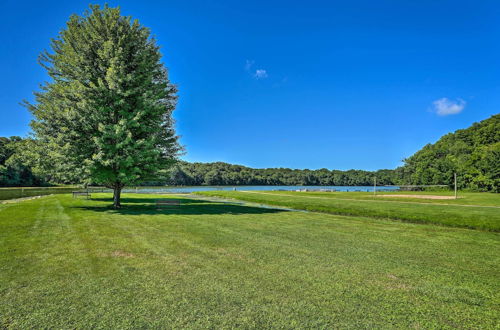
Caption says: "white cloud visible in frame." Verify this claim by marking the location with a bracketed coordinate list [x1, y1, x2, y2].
[254, 69, 268, 79]
[432, 98, 466, 116]
[244, 60, 268, 79]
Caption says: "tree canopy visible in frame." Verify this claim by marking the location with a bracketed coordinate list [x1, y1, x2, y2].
[25, 5, 181, 207]
[0, 137, 45, 186]
[400, 114, 499, 192]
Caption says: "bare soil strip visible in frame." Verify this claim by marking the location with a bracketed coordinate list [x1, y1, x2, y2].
[378, 194, 455, 200]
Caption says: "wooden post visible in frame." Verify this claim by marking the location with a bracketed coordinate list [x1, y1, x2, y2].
[454, 173, 457, 199]
[373, 177, 377, 196]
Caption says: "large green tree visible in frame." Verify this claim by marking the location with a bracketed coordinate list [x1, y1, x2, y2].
[26, 5, 181, 207]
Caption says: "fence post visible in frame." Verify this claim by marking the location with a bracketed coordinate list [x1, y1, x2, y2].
[373, 177, 377, 196]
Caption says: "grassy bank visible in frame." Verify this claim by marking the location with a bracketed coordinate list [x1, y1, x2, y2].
[195, 191, 500, 231]
[0, 193, 499, 328]
[0, 186, 80, 201]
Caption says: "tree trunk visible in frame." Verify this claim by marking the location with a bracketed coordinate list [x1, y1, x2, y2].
[113, 184, 122, 209]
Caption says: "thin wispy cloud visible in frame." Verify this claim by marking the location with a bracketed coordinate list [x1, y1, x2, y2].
[245, 60, 255, 71]
[245, 59, 268, 79]
[432, 98, 466, 116]
[254, 69, 268, 79]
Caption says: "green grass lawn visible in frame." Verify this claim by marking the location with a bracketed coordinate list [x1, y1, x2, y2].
[196, 191, 500, 231]
[0, 193, 499, 328]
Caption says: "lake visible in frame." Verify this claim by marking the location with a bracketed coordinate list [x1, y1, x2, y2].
[122, 185, 398, 194]
[0, 185, 399, 201]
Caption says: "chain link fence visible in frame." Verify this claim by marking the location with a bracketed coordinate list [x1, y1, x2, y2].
[0, 187, 111, 201]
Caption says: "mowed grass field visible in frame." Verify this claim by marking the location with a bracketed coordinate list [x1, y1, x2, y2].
[1, 193, 499, 328]
[196, 191, 500, 231]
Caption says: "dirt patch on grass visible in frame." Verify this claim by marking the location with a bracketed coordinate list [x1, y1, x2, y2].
[110, 250, 135, 258]
[385, 274, 412, 290]
[0, 195, 47, 204]
[378, 194, 456, 200]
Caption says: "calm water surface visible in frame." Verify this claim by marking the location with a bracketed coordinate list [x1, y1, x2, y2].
[0, 185, 399, 201]
[123, 185, 399, 194]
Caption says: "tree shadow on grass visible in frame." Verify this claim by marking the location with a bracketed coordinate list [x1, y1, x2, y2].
[73, 197, 286, 216]
[91, 197, 208, 204]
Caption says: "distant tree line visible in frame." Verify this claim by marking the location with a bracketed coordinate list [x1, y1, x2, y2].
[163, 162, 399, 187]
[1, 114, 498, 191]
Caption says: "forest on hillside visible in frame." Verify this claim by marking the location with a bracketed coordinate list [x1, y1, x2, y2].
[1, 114, 498, 191]
[400, 114, 499, 192]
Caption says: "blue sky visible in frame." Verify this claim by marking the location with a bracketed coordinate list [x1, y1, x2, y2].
[1, 0, 498, 170]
